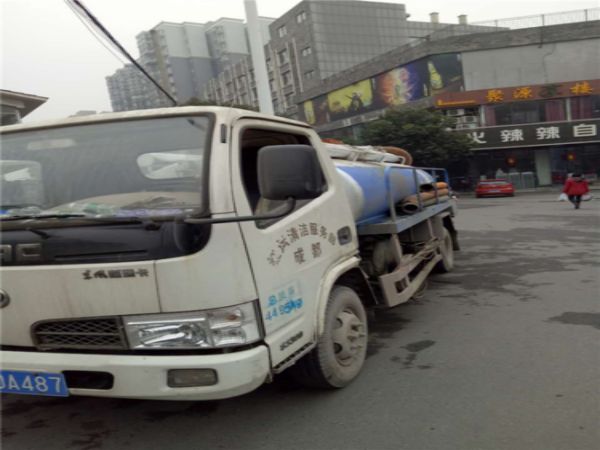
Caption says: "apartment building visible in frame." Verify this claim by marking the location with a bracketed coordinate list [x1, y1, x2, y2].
[202, 0, 493, 118]
[106, 18, 272, 110]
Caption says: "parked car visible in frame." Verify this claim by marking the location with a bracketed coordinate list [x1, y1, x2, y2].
[475, 179, 515, 198]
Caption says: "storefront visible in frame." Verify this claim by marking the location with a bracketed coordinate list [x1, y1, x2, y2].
[464, 119, 600, 187]
[436, 80, 600, 188]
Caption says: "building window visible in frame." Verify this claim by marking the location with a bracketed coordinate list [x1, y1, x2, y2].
[570, 95, 600, 119]
[486, 99, 566, 126]
[296, 11, 307, 23]
[304, 70, 315, 80]
[278, 49, 289, 65]
[281, 71, 292, 86]
[284, 93, 294, 108]
[278, 26, 287, 37]
[301, 46, 312, 57]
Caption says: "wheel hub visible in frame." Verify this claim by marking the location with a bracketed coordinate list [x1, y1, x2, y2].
[333, 309, 366, 366]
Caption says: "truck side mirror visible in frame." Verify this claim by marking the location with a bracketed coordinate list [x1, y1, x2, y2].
[257, 145, 324, 200]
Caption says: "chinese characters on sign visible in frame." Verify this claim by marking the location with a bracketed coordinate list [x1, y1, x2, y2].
[512, 87, 533, 100]
[466, 120, 600, 149]
[470, 132, 486, 144]
[573, 123, 597, 137]
[570, 81, 593, 96]
[264, 282, 304, 322]
[500, 129, 524, 142]
[267, 222, 337, 266]
[437, 80, 598, 108]
[82, 268, 149, 280]
[539, 84, 562, 98]
[486, 89, 504, 103]
[535, 126, 560, 140]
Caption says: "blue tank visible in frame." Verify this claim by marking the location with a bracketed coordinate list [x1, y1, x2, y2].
[335, 160, 433, 224]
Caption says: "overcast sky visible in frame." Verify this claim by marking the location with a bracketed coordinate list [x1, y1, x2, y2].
[2, 0, 598, 122]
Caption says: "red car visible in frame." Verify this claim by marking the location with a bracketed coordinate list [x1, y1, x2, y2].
[475, 179, 515, 198]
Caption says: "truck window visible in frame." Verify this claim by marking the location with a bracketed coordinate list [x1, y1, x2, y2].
[0, 116, 211, 219]
[239, 128, 325, 228]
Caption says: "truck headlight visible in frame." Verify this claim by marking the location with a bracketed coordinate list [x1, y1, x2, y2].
[123, 302, 261, 350]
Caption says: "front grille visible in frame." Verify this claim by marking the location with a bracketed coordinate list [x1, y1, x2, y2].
[32, 317, 128, 350]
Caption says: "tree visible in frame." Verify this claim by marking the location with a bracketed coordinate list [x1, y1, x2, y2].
[183, 97, 258, 112]
[359, 108, 473, 169]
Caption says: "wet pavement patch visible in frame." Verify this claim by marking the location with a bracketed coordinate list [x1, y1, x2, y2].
[0, 396, 78, 416]
[404, 340, 436, 353]
[143, 401, 220, 423]
[392, 340, 437, 369]
[80, 420, 106, 431]
[547, 312, 600, 330]
[25, 419, 48, 429]
[1, 430, 17, 439]
[69, 430, 110, 450]
[369, 309, 411, 338]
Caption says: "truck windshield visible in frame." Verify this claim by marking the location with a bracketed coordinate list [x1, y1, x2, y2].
[0, 116, 211, 220]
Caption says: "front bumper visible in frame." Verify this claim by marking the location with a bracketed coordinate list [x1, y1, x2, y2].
[0, 345, 270, 401]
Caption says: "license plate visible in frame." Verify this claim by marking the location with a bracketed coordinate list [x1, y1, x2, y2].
[0, 370, 69, 397]
[488, 190, 501, 193]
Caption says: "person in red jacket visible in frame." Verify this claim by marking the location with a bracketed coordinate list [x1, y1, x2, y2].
[563, 173, 590, 209]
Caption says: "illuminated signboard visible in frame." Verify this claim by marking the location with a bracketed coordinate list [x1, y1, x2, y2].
[435, 80, 599, 108]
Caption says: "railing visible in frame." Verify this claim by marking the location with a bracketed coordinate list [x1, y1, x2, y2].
[472, 8, 600, 29]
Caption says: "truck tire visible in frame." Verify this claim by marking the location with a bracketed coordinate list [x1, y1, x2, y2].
[434, 228, 454, 273]
[291, 285, 368, 389]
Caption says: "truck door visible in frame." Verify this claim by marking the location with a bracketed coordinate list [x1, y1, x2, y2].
[230, 120, 357, 369]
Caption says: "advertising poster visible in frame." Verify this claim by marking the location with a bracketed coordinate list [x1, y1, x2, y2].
[373, 60, 423, 107]
[326, 79, 374, 121]
[423, 53, 463, 96]
[302, 95, 329, 126]
[303, 100, 316, 125]
[302, 53, 464, 127]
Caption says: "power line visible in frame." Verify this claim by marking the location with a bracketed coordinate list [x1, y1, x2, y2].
[66, 0, 178, 106]
[64, 0, 128, 66]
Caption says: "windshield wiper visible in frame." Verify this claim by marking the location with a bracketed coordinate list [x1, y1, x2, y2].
[0, 214, 161, 230]
[0, 213, 89, 222]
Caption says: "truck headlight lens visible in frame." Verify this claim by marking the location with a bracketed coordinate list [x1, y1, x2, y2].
[123, 302, 261, 350]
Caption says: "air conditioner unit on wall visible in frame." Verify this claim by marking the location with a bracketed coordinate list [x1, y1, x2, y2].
[457, 115, 479, 124]
[456, 123, 478, 130]
[446, 109, 466, 117]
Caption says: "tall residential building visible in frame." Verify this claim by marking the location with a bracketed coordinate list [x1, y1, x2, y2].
[202, 0, 495, 118]
[106, 18, 273, 110]
[106, 64, 160, 112]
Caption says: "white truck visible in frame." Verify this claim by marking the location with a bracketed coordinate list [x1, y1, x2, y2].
[0, 107, 458, 400]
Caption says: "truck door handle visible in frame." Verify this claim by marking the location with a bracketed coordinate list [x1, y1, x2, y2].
[337, 226, 352, 245]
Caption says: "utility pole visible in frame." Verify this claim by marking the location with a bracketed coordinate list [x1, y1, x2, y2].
[244, 0, 273, 115]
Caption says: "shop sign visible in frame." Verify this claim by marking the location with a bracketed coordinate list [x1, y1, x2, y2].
[435, 79, 599, 108]
[462, 119, 600, 150]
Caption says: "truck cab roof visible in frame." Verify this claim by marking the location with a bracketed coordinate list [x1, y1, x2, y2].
[0, 106, 312, 133]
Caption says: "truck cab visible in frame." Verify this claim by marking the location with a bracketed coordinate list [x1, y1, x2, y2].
[0, 107, 367, 400]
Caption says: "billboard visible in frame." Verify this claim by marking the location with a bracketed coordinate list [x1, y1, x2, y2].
[373, 60, 423, 107]
[425, 53, 463, 97]
[302, 53, 464, 126]
[326, 79, 374, 122]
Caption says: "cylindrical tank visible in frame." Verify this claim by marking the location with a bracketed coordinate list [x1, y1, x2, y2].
[335, 160, 433, 224]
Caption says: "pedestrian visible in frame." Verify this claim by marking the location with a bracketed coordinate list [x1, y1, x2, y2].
[562, 173, 589, 209]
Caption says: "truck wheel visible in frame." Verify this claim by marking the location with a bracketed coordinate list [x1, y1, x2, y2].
[291, 286, 368, 389]
[434, 228, 454, 273]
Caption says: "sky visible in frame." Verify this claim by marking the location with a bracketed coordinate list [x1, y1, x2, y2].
[1, 0, 599, 122]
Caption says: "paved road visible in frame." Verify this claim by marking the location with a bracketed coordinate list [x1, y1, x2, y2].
[2, 193, 599, 450]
